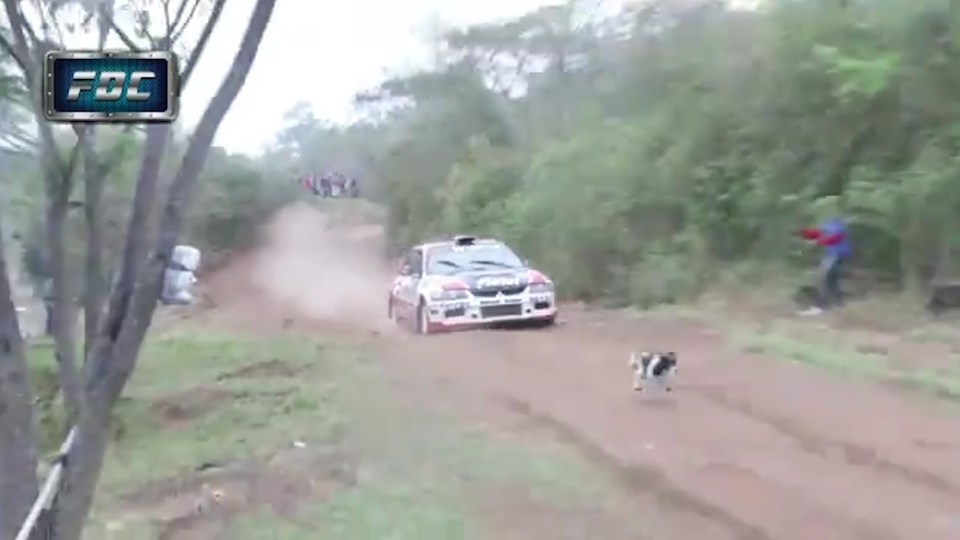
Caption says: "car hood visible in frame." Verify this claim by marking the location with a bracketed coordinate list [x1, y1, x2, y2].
[452, 268, 530, 292]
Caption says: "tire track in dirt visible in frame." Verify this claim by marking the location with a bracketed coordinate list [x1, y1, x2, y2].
[500, 395, 772, 540]
[216, 203, 960, 540]
[386, 325, 922, 540]
[691, 383, 960, 497]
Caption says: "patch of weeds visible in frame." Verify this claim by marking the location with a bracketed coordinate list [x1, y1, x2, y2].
[737, 330, 889, 377]
[907, 324, 960, 348]
[82, 518, 159, 540]
[889, 369, 960, 401]
[97, 332, 352, 492]
[737, 330, 960, 400]
[232, 484, 472, 540]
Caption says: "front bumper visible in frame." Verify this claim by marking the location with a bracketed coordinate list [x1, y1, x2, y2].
[424, 291, 557, 331]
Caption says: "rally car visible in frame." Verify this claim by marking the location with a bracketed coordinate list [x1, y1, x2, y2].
[387, 235, 558, 334]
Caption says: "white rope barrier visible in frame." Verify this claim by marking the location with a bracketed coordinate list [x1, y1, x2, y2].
[14, 427, 77, 540]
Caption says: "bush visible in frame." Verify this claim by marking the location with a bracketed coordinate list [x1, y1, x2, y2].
[185, 155, 299, 271]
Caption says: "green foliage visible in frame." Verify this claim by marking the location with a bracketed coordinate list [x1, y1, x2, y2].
[13, 133, 298, 284]
[185, 152, 299, 269]
[320, 0, 960, 307]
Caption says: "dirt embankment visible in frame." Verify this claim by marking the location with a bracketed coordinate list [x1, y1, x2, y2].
[192, 202, 960, 539]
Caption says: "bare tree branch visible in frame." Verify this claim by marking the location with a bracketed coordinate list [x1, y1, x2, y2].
[2, 0, 38, 87]
[30, 0, 55, 41]
[160, 0, 172, 46]
[52, 4, 277, 534]
[18, 15, 42, 53]
[0, 114, 37, 154]
[0, 126, 38, 150]
[169, 0, 196, 38]
[94, 0, 112, 51]
[0, 10, 43, 531]
[98, 3, 141, 51]
[170, 0, 202, 44]
[179, 0, 225, 88]
[61, 133, 84, 191]
[36, 0, 69, 48]
[4, 0, 86, 445]
[0, 33, 28, 74]
[81, 125, 134, 358]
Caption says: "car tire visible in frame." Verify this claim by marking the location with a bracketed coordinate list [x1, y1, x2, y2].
[537, 315, 557, 328]
[387, 297, 394, 321]
[416, 299, 431, 335]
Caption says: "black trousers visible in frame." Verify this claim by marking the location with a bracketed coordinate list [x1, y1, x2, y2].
[44, 303, 53, 335]
[819, 257, 845, 309]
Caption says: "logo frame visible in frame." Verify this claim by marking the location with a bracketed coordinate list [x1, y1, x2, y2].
[43, 50, 179, 122]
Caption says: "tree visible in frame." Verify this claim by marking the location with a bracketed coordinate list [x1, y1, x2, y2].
[0, 0, 277, 537]
[334, 0, 960, 304]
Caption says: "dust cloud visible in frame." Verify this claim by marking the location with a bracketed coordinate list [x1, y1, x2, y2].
[248, 202, 395, 333]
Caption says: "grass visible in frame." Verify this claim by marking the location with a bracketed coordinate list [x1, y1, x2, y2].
[735, 327, 960, 400]
[99, 336, 348, 489]
[67, 329, 636, 539]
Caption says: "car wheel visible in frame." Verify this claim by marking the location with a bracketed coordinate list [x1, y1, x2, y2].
[388, 297, 399, 324]
[416, 299, 431, 335]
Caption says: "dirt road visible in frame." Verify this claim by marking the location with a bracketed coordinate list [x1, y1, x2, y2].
[209, 203, 960, 539]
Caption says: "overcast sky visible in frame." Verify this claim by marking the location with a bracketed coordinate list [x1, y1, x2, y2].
[179, 0, 579, 156]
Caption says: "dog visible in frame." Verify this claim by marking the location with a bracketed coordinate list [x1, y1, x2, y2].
[629, 351, 677, 392]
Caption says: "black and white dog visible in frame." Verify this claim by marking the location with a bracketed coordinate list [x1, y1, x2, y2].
[629, 351, 678, 392]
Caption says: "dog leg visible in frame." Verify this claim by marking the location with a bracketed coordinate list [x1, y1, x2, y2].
[661, 368, 676, 392]
[633, 371, 643, 392]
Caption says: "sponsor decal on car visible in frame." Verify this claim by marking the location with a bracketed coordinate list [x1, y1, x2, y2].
[475, 275, 520, 288]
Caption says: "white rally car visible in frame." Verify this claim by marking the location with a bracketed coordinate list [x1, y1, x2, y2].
[387, 235, 558, 334]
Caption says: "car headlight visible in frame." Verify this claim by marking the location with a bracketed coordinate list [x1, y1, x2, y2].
[529, 282, 554, 294]
[429, 289, 469, 301]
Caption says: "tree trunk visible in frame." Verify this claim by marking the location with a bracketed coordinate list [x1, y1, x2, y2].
[0, 215, 39, 538]
[81, 133, 107, 360]
[48, 1, 277, 537]
[44, 123, 171, 540]
[1, 0, 84, 436]
[45, 188, 82, 427]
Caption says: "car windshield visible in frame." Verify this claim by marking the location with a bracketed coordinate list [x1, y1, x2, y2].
[425, 244, 524, 275]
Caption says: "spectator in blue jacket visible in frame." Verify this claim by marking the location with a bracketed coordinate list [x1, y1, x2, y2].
[799, 215, 850, 314]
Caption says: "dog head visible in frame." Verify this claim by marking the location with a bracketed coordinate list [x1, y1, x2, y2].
[630, 350, 678, 372]
[629, 351, 651, 370]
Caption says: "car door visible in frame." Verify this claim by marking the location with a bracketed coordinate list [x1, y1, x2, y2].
[394, 248, 424, 318]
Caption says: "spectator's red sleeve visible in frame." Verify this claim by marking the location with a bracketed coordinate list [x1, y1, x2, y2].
[800, 228, 821, 240]
[816, 232, 844, 246]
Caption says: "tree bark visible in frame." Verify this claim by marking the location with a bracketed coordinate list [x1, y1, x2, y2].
[43, 121, 172, 540]
[81, 133, 106, 360]
[1, 0, 84, 429]
[0, 215, 39, 539]
[44, 171, 83, 427]
[48, 1, 277, 537]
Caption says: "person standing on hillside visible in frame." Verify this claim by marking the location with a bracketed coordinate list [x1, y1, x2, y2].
[41, 277, 54, 335]
[319, 173, 332, 197]
[799, 215, 851, 315]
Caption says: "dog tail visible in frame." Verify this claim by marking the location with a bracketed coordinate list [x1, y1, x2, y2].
[629, 351, 637, 368]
